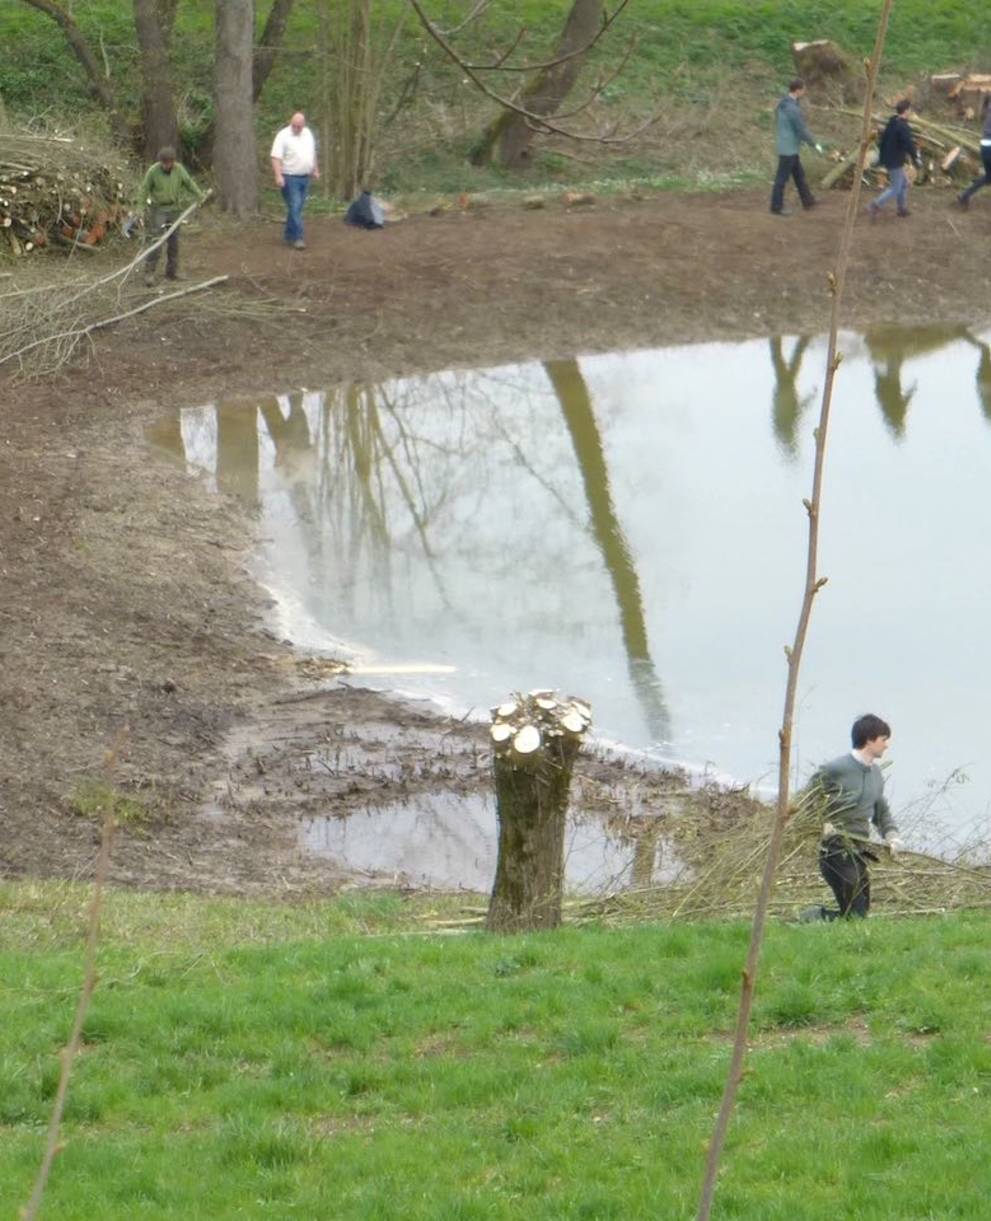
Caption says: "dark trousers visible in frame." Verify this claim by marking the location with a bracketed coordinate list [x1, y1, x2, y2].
[771, 154, 814, 212]
[144, 206, 180, 277]
[961, 148, 991, 202]
[819, 840, 872, 919]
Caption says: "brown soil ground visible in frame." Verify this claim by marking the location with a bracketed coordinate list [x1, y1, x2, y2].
[2, 186, 987, 896]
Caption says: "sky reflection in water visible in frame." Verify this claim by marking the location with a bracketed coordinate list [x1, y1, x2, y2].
[152, 326, 991, 844]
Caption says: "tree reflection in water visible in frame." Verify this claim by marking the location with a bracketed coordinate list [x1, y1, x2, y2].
[544, 358, 670, 747]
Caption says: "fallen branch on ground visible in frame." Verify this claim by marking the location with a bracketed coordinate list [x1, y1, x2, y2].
[0, 275, 229, 374]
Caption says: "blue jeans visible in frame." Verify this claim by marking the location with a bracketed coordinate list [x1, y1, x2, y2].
[281, 174, 310, 242]
[874, 166, 908, 213]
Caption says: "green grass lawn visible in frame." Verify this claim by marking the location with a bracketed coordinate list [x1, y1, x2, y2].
[3, 880, 991, 1218]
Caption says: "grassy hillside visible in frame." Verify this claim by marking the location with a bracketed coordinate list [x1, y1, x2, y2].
[1, 0, 987, 196]
[3, 879, 991, 1218]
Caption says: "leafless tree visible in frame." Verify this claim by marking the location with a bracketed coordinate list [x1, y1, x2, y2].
[16, 0, 130, 146]
[409, 0, 647, 169]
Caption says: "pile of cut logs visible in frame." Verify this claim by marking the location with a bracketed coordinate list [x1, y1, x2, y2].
[821, 109, 984, 192]
[0, 132, 131, 255]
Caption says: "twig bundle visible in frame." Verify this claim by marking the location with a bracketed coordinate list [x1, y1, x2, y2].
[0, 200, 226, 377]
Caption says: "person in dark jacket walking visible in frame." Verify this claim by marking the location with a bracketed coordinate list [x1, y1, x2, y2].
[770, 79, 824, 216]
[800, 713, 902, 922]
[957, 95, 991, 209]
[868, 99, 921, 220]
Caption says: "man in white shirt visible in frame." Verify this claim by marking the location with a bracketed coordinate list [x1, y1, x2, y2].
[270, 112, 320, 250]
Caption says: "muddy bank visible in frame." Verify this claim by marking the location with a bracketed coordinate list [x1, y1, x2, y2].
[1, 187, 987, 895]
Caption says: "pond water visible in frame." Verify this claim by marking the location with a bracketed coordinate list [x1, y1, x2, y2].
[300, 793, 681, 894]
[152, 325, 991, 849]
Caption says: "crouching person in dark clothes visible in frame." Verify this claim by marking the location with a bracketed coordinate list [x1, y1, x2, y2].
[801, 713, 902, 921]
[138, 146, 208, 286]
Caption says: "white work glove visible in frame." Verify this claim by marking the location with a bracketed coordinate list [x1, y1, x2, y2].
[885, 832, 903, 859]
[821, 820, 837, 839]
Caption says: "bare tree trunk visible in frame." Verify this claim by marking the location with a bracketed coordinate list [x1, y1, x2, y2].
[254, 0, 296, 102]
[214, 0, 258, 217]
[133, 0, 179, 160]
[472, 0, 603, 169]
[486, 693, 591, 933]
[18, 0, 130, 146]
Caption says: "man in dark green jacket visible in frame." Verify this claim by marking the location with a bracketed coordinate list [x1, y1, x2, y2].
[138, 146, 207, 286]
[770, 78, 824, 216]
[803, 713, 901, 920]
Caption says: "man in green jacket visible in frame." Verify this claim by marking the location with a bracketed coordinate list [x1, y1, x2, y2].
[770, 78, 824, 216]
[803, 713, 902, 920]
[138, 146, 207, 286]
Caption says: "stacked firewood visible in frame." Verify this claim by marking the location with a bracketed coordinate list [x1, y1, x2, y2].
[0, 132, 131, 255]
[821, 109, 983, 192]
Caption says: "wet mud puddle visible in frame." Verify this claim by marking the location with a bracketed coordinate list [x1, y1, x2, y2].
[152, 325, 991, 876]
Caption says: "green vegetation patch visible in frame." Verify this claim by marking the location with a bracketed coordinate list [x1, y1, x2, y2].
[3, 888, 991, 1218]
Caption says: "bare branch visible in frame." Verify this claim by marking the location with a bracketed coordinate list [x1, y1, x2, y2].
[17, 0, 129, 146]
[408, 0, 649, 145]
[1, 275, 228, 373]
[439, 0, 491, 37]
[19, 731, 127, 1221]
[462, 0, 629, 72]
[695, 4, 896, 1219]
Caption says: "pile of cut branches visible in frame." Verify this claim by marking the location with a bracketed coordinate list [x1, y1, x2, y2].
[821, 108, 983, 192]
[425, 780, 991, 929]
[0, 131, 132, 256]
[0, 200, 226, 377]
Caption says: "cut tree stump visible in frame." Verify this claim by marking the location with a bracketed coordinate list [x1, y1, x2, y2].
[791, 39, 860, 103]
[486, 691, 591, 933]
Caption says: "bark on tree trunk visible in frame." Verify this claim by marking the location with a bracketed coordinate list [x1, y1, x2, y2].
[254, 0, 296, 102]
[19, 0, 130, 147]
[133, 0, 180, 160]
[214, 0, 258, 217]
[471, 0, 603, 169]
[486, 692, 591, 933]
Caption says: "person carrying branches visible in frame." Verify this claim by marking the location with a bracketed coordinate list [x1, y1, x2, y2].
[800, 713, 902, 921]
[137, 146, 208, 287]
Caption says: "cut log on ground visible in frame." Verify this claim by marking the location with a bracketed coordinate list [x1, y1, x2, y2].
[486, 690, 591, 933]
[0, 130, 131, 255]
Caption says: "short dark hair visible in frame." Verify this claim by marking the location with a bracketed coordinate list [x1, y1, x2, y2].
[789, 78, 805, 93]
[157, 145, 176, 162]
[851, 714, 891, 748]
[895, 98, 911, 114]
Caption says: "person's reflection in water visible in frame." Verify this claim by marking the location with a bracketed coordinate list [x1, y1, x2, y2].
[973, 343, 991, 422]
[768, 335, 815, 456]
[873, 357, 916, 439]
[865, 325, 985, 439]
[259, 393, 315, 488]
